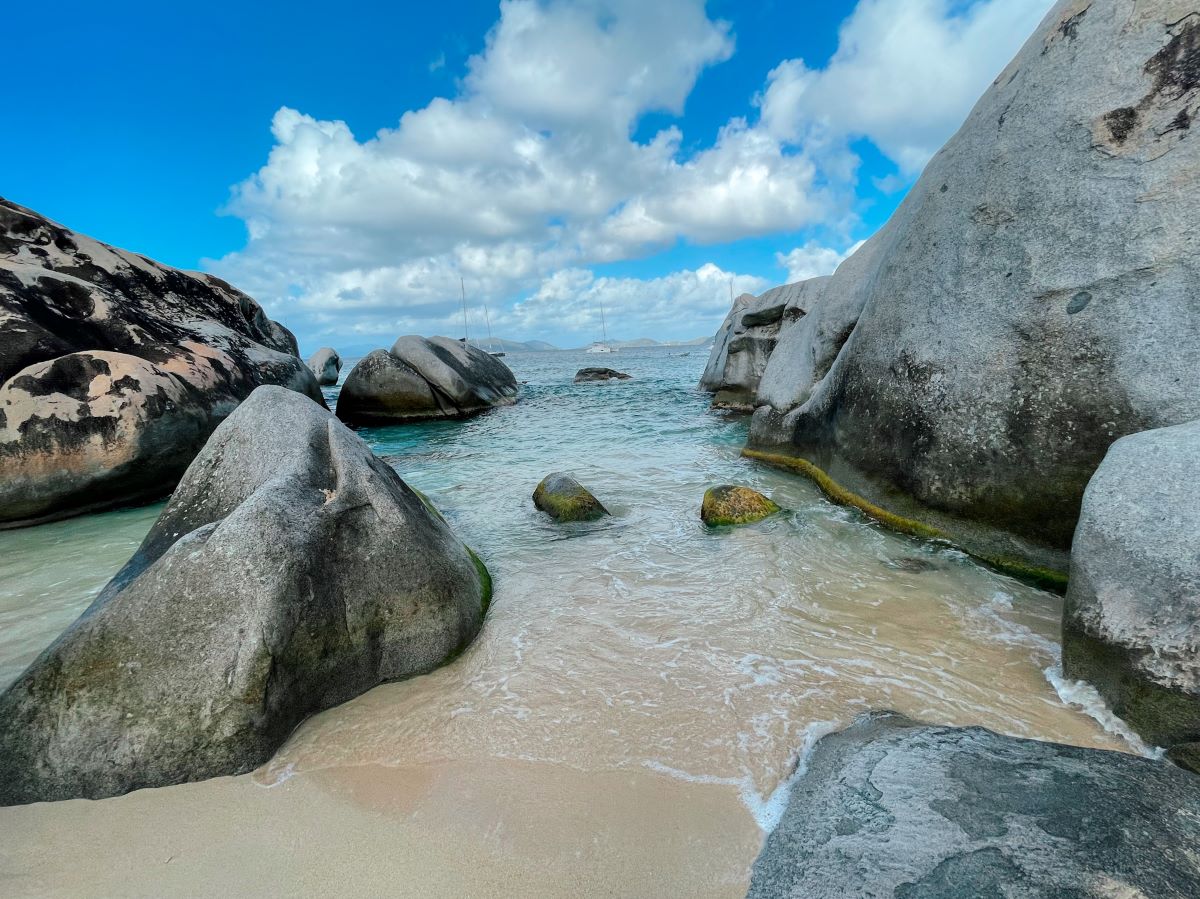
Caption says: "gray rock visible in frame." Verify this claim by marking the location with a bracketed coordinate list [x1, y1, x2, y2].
[701, 284, 810, 412]
[743, 0, 1200, 571]
[1063, 419, 1200, 753]
[533, 472, 609, 522]
[0, 199, 323, 528]
[336, 336, 517, 424]
[574, 367, 631, 383]
[307, 346, 341, 385]
[749, 711, 1200, 899]
[0, 386, 490, 806]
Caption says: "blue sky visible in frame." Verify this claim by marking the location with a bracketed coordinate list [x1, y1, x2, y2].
[6, 0, 1052, 354]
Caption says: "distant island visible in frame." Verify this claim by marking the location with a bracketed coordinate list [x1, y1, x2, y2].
[457, 336, 713, 353]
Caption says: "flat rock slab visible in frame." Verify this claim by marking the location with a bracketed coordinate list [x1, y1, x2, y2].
[749, 711, 1200, 899]
[574, 367, 632, 383]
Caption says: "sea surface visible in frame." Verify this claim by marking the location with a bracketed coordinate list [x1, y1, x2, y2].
[0, 347, 1148, 897]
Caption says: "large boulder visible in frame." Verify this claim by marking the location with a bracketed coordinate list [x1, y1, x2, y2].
[742, 0, 1200, 575]
[0, 386, 490, 806]
[336, 336, 517, 425]
[307, 346, 341, 385]
[749, 711, 1200, 898]
[700, 281, 817, 411]
[1063, 419, 1200, 756]
[0, 199, 322, 528]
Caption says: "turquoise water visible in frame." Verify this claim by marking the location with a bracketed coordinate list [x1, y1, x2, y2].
[1, 347, 1140, 814]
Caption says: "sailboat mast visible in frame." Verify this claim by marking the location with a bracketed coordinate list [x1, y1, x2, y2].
[460, 278, 469, 343]
[483, 303, 495, 349]
[600, 302, 608, 342]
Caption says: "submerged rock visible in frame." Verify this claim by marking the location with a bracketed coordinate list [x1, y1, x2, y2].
[700, 281, 818, 411]
[737, 0, 1200, 573]
[0, 199, 323, 528]
[574, 367, 631, 383]
[700, 485, 780, 526]
[749, 711, 1200, 898]
[307, 347, 342, 385]
[0, 386, 490, 806]
[533, 472, 609, 522]
[336, 336, 517, 424]
[1063, 419, 1200, 754]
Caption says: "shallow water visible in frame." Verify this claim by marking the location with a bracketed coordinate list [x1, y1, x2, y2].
[0, 347, 1144, 896]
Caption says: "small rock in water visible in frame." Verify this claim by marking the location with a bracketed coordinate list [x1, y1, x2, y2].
[533, 473, 609, 522]
[574, 367, 632, 383]
[885, 556, 939, 573]
[701, 485, 780, 526]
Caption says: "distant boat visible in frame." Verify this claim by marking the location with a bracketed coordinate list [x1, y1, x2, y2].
[586, 301, 616, 354]
[462, 278, 506, 356]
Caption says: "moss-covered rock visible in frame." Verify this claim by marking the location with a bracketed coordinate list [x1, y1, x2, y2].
[533, 473, 609, 522]
[701, 485, 780, 526]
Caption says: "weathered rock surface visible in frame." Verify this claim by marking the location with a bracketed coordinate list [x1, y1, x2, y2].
[0, 199, 322, 528]
[574, 367, 631, 383]
[749, 711, 1200, 898]
[740, 0, 1200, 571]
[336, 336, 517, 424]
[0, 386, 490, 806]
[533, 472, 609, 522]
[700, 485, 780, 527]
[307, 347, 341, 385]
[1063, 419, 1200, 754]
[701, 281, 817, 411]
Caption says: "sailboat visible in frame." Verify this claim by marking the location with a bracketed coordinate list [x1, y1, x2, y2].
[585, 302, 616, 354]
[460, 278, 505, 357]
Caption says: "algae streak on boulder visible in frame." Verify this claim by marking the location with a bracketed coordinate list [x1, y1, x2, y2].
[336, 336, 517, 425]
[0, 386, 491, 806]
[728, 0, 1200, 577]
[1063, 419, 1200, 761]
[0, 199, 322, 528]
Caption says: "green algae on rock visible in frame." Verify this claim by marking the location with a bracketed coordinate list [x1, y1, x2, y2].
[700, 485, 780, 527]
[533, 473, 609, 522]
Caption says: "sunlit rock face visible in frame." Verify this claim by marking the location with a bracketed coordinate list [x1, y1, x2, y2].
[0, 199, 322, 527]
[737, 0, 1200, 565]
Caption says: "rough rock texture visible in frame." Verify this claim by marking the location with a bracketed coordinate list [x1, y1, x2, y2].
[574, 367, 631, 383]
[742, 0, 1200, 571]
[700, 485, 780, 527]
[0, 199, 322, 528]
[1063, 419, 1200, 753]
[749, 711, 1200, 899]
[700, 281, 819, 411]
[533, 472, 609, 522]
[0, 386, 490, 806]
[307, 347, 341, 385]
[336, 336, 517, 424]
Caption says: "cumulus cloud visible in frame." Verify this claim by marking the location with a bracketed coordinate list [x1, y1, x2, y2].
[209, 0, 1052, 348]
[776, 240, 866, 284]
[758, 0, 1052, 173]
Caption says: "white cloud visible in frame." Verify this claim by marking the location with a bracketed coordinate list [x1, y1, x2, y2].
[758, 0, 1053, 173]
[776, 240, 866, 284]
[209, 0, 1053, 349]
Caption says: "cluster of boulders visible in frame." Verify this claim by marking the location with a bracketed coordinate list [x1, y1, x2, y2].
[701, 0, 1200, 777]
[0, 199, 324, 527]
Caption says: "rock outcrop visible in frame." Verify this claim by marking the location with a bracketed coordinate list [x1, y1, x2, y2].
[700, 281, 820, 411]
[749, 711, 1200, 898]
[308, 347, 341, 385]
[700, 485, 780, 527]
[533, 473, 609, 522]
[574, 367, 631, 383]
[1063, 419, 1200, 756]
[0, 199, 322, 528]
[336, 336, 517, 425]
[0, 386, 490, 806]
[727, 0, 1200, 576]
